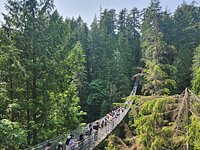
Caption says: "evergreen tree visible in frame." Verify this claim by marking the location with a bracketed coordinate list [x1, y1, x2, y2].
[1, 0, 200, 148]
[63, 16, 89, 111]
[127, 8, 141, 65]
[133, 96, 177, 149]
[173, 2, 200, 92]
[99, 9, 117, 83]
[159, 11, 177, 64]
[130, 89, 200, 149]
[88, 15, 103, 80]
[116, 9, 131, 98]
[117, 9, 127, 33]
[0, 28, 27, 149]
[86, 79, 109, 120]
[3, 0, 55, 144]
[141, 0, 176, 95]
[86, 16, 108, 119]
[50, 42, 86, 133]
[192, 45, 200, 94]
[87, 9, 118, 117]
[115, 8, 141, 98]
[1, 0, 85, 145]
[189, 116, 200, 149]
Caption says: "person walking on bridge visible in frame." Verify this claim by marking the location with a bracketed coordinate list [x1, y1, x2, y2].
[45, 142, 52, 150]
[93, 121, 101, 141]
[65, 135, 70, 149]
[56, 142, 63, 150]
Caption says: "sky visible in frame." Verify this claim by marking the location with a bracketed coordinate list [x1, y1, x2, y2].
[0, 0, 200, 26]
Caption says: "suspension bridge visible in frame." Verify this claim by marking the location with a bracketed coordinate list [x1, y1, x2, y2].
[25, 78, 139, 150]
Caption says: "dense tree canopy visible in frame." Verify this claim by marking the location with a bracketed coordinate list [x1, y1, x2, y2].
[0, 0, 200, 148]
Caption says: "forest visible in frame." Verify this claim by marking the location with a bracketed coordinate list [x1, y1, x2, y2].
[0, 0, 200, 149]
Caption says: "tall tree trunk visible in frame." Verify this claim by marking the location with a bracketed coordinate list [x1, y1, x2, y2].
[26, 81, 31, 145]
[8, 64, 14, 121]
[32, 43, 37, 144]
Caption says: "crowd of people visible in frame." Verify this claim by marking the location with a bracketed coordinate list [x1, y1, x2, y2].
[44, 106, 127, 150]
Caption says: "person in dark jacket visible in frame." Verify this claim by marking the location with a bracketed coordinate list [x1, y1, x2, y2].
[93, 121, 101, 141]
[65, 135, 70, 149]
[57, 142, 63, 150]
[85, 123, 93, 136]
[79, 134, 84, 141]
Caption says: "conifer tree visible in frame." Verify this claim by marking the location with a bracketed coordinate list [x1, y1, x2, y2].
[173, 2, 200, 92]
[2, 0, 55, 144]
[192, 45, 200, 94]
[141, 0, 176, 95]
[87, 9, 118, 117]
[127, 8, 141, 65]
[50, 42, 86, 133]
[116, 8, 141, 98]
[0, 28, 27, 149]
[1, 0, 85, 145]
[88, 16, 103, 80]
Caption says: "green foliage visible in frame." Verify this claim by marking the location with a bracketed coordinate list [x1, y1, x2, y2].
[1, 0, 200, 148]
[192, 67, 200, 94]
[173, 2, 200, 92]
[87, 7, 141, 121]
[86, 79, 109, 120]
[50, 84, 82, 131]
[189, 116, 200, 149]
[140, 0, 176, 96]
[1, 0, 87, 146]
[0, 119, 27, 149]
[107, 135, 127, 150]
[0, 27, 27, 149]
[131, 90, 200, 149]
[0, 82, 9, 118]
[47, 42, 86, 135]
[192, 45, 200, 94]
[142, 60, 176, 95]
[132, 96, 177, 149]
